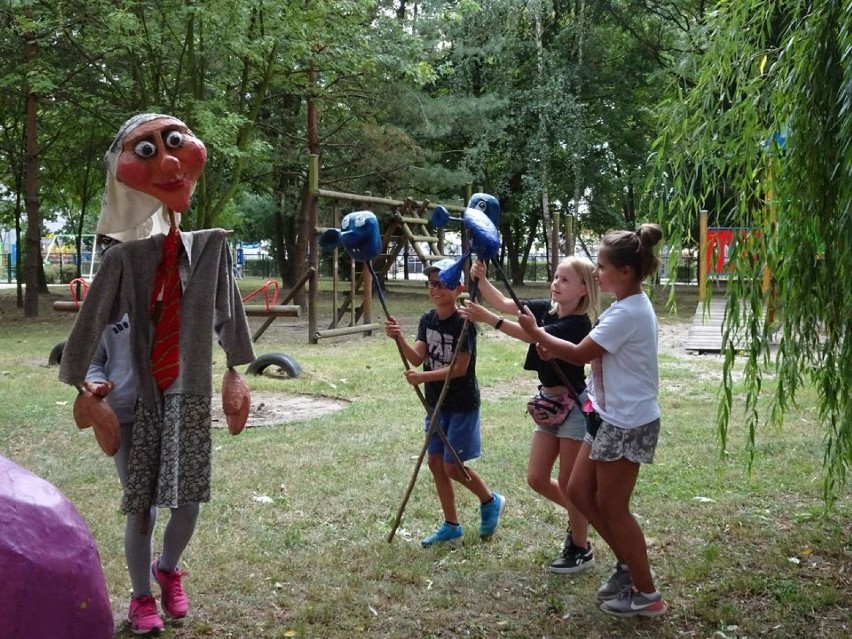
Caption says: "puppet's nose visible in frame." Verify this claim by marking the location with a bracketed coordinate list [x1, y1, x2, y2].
[160, 153, 180, 172]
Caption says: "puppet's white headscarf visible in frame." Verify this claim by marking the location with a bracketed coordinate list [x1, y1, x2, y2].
[95, 113, 184, 241]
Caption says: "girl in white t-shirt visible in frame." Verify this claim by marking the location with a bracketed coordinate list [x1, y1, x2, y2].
[518, 224, 666, 618]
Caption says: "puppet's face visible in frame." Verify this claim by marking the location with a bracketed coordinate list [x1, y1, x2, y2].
[466, 193, 500, 228]
[340, 210, 382, 262]
[115, 117, 207, 213]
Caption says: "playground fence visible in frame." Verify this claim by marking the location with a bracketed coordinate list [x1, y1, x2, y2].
[4, 245, 701, 286]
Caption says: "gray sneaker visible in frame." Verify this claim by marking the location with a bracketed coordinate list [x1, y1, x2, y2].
[597, 563, 632, 600]
[600, 587, 667, 617]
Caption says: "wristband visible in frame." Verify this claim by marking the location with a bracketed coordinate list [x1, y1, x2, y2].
[494, 317, 504, 330]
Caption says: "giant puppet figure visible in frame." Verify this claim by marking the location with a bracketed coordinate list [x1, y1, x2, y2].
[58, 114, 254, 632]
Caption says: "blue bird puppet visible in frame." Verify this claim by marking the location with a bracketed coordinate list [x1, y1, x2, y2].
[431, 192, 500, 231]
[436, 194, 501, 290]
[318, 210, 382, 262]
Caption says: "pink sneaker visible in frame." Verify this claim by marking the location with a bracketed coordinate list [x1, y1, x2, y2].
[128, 595, 164, 635]
[151, 559, 190, 618]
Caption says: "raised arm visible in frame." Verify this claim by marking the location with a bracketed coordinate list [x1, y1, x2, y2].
[469, 260, 518, 314]
[458, 300, 533, 343]
[517, 305, 605, 365]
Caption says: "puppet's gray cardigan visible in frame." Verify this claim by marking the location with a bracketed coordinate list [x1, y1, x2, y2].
[59, 229, 255, 403]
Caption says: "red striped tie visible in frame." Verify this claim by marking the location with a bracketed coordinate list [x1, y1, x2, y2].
[150, 228, 181, 391]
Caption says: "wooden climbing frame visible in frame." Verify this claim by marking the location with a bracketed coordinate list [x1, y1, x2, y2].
[307, 154, 466, 344]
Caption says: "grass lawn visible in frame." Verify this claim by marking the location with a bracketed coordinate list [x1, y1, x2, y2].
[0, 281, 849, 638]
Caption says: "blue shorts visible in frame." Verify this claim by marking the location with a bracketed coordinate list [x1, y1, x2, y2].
[425, 409, 481, 463]
[533, 390, 588, 441]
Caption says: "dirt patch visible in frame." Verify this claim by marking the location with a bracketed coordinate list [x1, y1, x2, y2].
[658, 319, 701, 359]
[210, 391, 349, 429]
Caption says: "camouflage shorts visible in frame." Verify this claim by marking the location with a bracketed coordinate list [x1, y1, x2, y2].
[585, 418, 660, 464]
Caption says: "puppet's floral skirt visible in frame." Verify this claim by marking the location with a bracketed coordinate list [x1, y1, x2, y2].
[122, 393, 212, 514]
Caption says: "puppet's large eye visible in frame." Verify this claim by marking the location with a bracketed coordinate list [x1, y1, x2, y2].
[134, 140, 157, 158]
[353, 215, 366, 227]
[164, 130, 184, 149]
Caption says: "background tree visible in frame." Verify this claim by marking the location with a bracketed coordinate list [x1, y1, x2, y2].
[0, 0, 704, 311]
[651, 0, 851, 497]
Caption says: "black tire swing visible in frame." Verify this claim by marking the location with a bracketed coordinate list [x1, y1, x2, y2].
[245, 353, 302, 378]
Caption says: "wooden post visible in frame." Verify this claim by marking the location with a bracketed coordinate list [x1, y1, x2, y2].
[308, 154, 319, 344]
[331, 203, 339, 329]
[699, 209, 708, 302]
[349, 256, 356, 326]
[362, 264, 373, 336]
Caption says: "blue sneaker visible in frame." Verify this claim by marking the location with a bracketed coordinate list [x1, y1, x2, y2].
[421, 522, 463, 547]
[479, 492, 506, 539]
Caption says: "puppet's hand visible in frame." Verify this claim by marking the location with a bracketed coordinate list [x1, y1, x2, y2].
[222, 368, 251, 435]
[83, 380, 115, 398]
[73, 388, 121, 456]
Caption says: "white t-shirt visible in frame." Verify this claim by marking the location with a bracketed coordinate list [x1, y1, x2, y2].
[587, 293, 660, 429]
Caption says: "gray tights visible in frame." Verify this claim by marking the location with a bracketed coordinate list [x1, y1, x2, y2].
[115, 423, 200, 598]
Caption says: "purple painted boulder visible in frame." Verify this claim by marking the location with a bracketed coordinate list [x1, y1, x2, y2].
[0, 455, 114, 639]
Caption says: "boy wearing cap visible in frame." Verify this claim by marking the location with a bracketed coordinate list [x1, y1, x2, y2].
[385, 258, 506, 546]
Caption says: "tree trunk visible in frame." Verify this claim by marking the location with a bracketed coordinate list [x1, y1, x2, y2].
[273, 174, 298, 291]
[292, 181, 312, 308]
[24, 29, 41, 316]
[14, 195, 23, 308]
[568, 0, 587, 258]
[623, 179, 636, 228]
[533, 6, 559, 275]
[273, 199, 287, 286]
[292, 60, 321, 309]
[505, 219, 522, 285]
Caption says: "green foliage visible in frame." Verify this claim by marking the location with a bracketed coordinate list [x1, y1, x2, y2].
[1, 0, 695, 294]
[651, 0, 852, 499]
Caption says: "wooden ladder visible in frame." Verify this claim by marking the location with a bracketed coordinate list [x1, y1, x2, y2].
[373, 198, 449, 280]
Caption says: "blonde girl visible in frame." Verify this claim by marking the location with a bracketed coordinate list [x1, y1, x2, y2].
[460, 256, 600, 573]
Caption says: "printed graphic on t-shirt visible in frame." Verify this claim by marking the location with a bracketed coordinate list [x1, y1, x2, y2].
[425, 326, 455, 370]
[110, 318, 130, 335]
